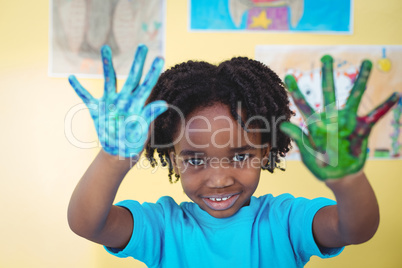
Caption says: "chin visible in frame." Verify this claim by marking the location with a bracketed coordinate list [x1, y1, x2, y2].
[206, 208, 239, 218]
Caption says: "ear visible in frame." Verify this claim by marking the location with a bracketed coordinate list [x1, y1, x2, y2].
[169, 150, 180, 175]
[261, 143, 271, 167]
[263, 143, 271, 156]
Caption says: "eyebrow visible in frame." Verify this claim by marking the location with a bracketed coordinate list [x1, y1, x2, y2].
[178, 145, 257, 157]
[178, 150, 206, 157]
[229, 145, 256, 153]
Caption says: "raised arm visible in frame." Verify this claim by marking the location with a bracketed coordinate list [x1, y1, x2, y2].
[67, 45, 166, 248]
[68, 150, 133, 248]
[313, 171, 379, 248]
[280, 55, 399, 247]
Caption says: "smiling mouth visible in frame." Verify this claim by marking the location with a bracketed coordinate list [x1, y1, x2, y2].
[202, 194, 240, 211]
[207, 195, 232, 202]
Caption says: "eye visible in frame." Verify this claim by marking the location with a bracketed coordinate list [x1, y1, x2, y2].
[232, 153, 249, 162]
[187, 158, 205, 166]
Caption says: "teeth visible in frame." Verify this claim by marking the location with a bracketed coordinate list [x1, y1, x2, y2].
[208, 195, 232, 202]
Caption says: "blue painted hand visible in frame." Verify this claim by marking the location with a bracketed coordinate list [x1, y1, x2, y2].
[68, 45, 167, 158]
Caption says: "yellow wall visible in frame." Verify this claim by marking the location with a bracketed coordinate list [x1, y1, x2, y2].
[0, 0, 401, 267]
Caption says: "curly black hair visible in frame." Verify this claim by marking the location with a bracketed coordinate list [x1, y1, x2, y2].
[145, 57, 293, 183]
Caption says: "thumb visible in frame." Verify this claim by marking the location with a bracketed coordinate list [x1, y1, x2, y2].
[141, 100, 168, 126]
[68, 75, 97, 105]
[280, 122, 325, 178]
[280, 121, 309, 150]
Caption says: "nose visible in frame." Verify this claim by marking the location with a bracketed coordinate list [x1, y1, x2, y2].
[205, 166, 235, 188]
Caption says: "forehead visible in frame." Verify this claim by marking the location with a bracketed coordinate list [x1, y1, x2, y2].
[173, 104, 262, 152]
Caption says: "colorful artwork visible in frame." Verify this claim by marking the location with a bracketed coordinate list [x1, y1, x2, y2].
[190, 0, 352, 33]
[50, 0, 165, 78]
[390, 97, 402, 157]
[255, 45, 402, 159]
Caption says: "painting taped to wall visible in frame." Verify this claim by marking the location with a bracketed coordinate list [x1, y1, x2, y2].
[256, 45, 402, 160]
[49, 0, 165, 78]
[190, 0, 352, 33]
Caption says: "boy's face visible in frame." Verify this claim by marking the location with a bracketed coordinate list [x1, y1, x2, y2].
[170, 104, 269, 218]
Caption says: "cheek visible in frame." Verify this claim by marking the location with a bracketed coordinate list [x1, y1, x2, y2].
[180, 178, 198, 198]
[242, 155, 264, 172]
[176, 164, 193, 177]
[177, 160, 205, 176]
[240, 164, 262, 186]
[179, 169, 207, 195]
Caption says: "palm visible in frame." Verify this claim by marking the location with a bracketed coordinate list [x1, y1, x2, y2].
[69, 45, 167, 158]
[281, 56, 399, 180]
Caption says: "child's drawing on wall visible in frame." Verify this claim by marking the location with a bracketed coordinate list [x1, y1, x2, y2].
[50, 0, 164, 77]
[190, 0, 351, 33]
[256, 45, 402, 159]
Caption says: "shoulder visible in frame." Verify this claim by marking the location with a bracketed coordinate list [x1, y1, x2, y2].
[116, 196, 196, 218]
[155, 196, 178, 206]
[257, 193, 335, 207]
[254, 193, 298, 209]
[255, 193, 337, 220]
[112, 196, 182, 222]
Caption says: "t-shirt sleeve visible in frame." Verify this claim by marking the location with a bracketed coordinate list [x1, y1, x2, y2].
[275, 194, 344, 264]
[104, 197, 170, 267]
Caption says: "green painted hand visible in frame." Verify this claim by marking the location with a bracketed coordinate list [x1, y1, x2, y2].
[280, 55, 399, 180]
[68, 45, 167, 158]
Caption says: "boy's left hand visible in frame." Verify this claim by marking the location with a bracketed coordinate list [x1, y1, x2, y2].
[280, 55, 399, 180]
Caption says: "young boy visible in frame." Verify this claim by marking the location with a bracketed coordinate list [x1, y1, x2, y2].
[67, 45, 399, 267]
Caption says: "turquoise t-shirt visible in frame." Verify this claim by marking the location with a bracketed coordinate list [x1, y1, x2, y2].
[106, 194, 343, 267]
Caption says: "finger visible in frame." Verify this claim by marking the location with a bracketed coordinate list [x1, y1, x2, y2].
[68, 75, 96, 104]
[280, 121, 302, 140]
[345, 60, 372, 113]
[284, 74, 315, 119]
[101, 45, 117, 98]
[129, 57, 164, 112]
[120, 44, 148, 97]
[280, 121, 319, 158]
[321, 55, 336, 109]
[280, 122, 327, 180]
[120, 101, 168, 158]
[141, 100, 168, 126]
[363, 92, 400, 126]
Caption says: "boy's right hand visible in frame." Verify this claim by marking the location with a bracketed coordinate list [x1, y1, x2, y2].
[68, 45, 167, 158]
